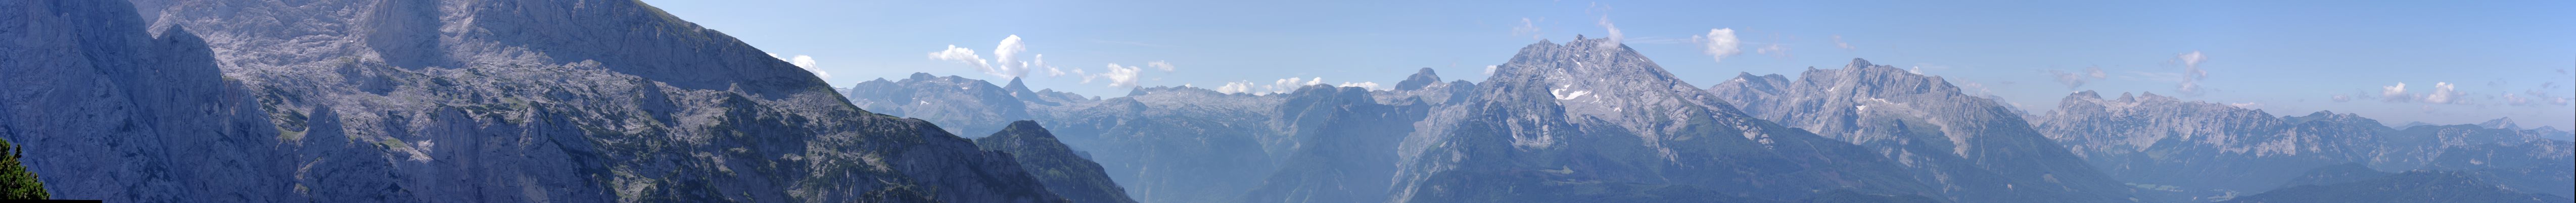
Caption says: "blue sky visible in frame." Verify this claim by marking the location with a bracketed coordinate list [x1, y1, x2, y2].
[641, 0, 2575, 129]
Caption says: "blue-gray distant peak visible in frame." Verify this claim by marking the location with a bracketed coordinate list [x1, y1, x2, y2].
[1395, 68, 1441, 91]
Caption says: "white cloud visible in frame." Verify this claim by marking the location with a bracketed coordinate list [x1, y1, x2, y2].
[2381, 83, 2414, 103]
[2172, 51, 2209, 96]
[2376, 82, 2475, 105]
[1216, 81, 1257, 94]
[1040, 55, 1067, 77]
[769, 54, 829, 79]
[1147, 61, 1176, 72]
[2331, 94, 2355, 102]
[1213, 77, 1375, 95]
[1513, 18, 1544, 40]
[1485, 65, 1500, 75]
[2228, 102, 2264, 109]
[2424, 82, 2461, 104]
[2049, 66, 2106, 89]
[930, 35, 1049, 79]
[1757, 43, 1790, 59]
[2525, 89, 2573, 106]
[1073, 69, 1093, 83]
[2177, 52, 2206, 78]
[995, 35, 1029, 78]
[1596, 17, 1623, 49]
[789, 55, 827, 79]
[1832, 35, 1855, 50]
[929, 45, 993, 73]
[1096, 63, 1143, 87]
[1691, 28, 1742, 63]
[1339, 82, 1380, 90]
[2504, 92, 2534, 106]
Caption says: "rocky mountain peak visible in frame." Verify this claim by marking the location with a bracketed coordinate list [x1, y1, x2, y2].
[1005, 77, 1032, 93]
[1846, 58, 1878, 69]
[2071, 90, 2104, 99]
[976, 121, 1140, 203]
[1394, 68, 1441, 90]
[1708, 58, 2137, 202]
[2479, 117, 2521, 130]
[1478, 35, 1739, 133]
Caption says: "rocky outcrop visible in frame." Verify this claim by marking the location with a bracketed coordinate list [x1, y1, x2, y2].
[978, 121, 1140, 203]
[2, 1, 291, 201]
[4, 0, 1087, 202]
[847, 74, 1035, 136]
[1708, 59, 2134, 203]
[2036, 90, 2574, 200]
[1384, 36, 1936, 202]
[1237, 86, 1431, 203]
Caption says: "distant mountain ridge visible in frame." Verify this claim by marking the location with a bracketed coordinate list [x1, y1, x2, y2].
[845, 37, 1965, 202]
[1385, 36, 1941, 202]
[979, 121, 1141, 203]
[1708, 59, 2134, 202]
[2036, 90, 2574, 200]
[3, 0, 1125, 202]
[838, 29, 2568, 203]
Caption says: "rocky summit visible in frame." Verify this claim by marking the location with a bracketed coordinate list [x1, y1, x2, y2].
[4, 1, 2565, 203]
[1, 1, 1116, 202]
[2037, 90, 2573, 200]
[1709, 59, 2134, 203]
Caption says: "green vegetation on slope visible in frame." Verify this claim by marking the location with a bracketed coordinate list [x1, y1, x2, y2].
[0, 138, 47, 199]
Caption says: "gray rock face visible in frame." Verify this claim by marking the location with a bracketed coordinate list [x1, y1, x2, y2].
[1035, 86, 1292, 203]
[1706, 59, 2134, 203]
[3, 1, 289, 201]
[1393, 68, 1441, 91]
[2036, 91, 2574, 200]
[861, 37, 2103, 203]
[851, 71, 1480, 203]
[1384, 37, 1937, 202]
[2478, 118, 2523, 130]
[4, 0, 1086, 202]
[978, 121, 1140, 203]
[1236, 86, 1431, 203]
[847, 74, 1035, 137]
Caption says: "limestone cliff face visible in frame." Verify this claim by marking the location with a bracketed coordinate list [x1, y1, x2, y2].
[2036, 90, 2573, 199]
[3, 1, 287, 201]
[2, 0, 1084, 202]
[848, 37, 1976, 203]
[978, 121, 1139, 203]
[1383, 37, 1937, 203]
[1707, 59, 2134, 203]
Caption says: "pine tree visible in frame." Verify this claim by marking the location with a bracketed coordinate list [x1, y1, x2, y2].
[0, 138, 48, 199]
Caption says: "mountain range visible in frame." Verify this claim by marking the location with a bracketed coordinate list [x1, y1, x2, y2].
[3, 1, 2566, 202]
[849, 38, 2573, 203]
[2, 1, 1128, 202]
[2037, 90, 2572, 201]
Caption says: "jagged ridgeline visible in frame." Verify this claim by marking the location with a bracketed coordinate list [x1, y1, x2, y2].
[1, 0, 1130, 202]
[2037, 90, 2574, 200]
[848, 36, 2573, 203]
[849, 37, 2023, 203]
[1709, 59, 2136, 203]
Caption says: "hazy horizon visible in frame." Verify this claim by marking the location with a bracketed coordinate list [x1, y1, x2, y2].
[641, 0, 2574, 128]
